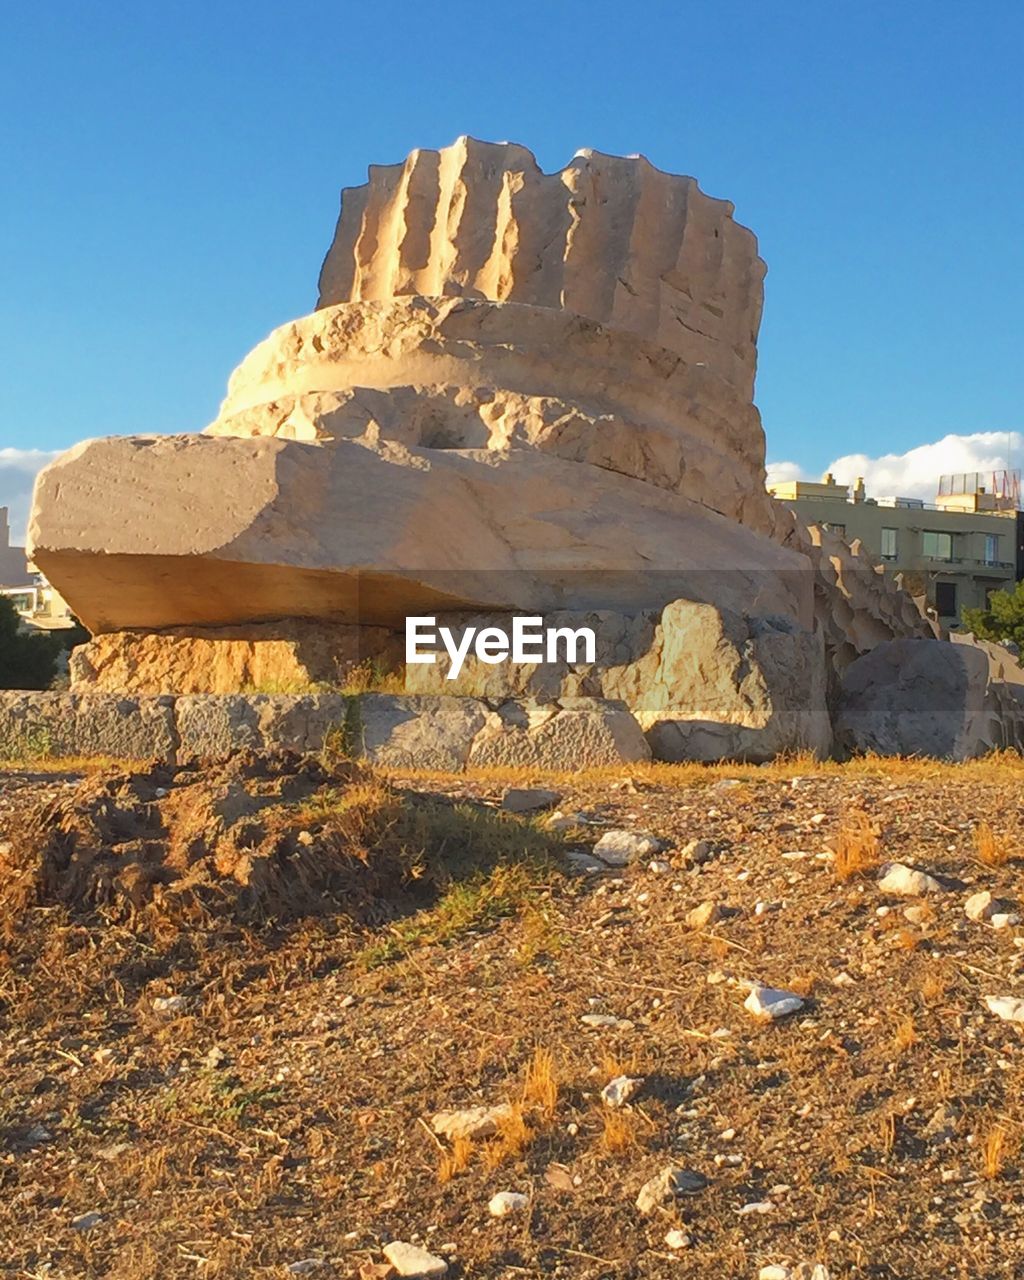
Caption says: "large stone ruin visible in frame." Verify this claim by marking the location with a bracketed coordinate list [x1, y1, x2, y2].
[32, 137, 990, 762]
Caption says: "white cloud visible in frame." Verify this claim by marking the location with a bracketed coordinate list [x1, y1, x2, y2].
[0, 449, 61, 544]
[765, 459, 811, 486]
[768, 431, 1022, 502]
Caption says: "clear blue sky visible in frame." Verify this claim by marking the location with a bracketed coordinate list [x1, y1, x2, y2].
[1, 0, 1021, 475]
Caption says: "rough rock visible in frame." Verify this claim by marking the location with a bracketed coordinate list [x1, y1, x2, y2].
[601, 1075, 644, 1107]
[501, 787, 562, 813]
[964, 890, 996, 922]
[687, 899, 725, 930]
[431, 1105, 512, 1141]
[33, 432, 808, 635]
[877, 863, 944, 897]
[69, 620, 399, 694]
[358, 695, 650, 771]
[405, 600, 833, 763]
[744, 985, 805, 1020]
[592, 829, 661, 866]
[317, 138, 765, 398]
[487, 1191, 528, 1217]
[381, 1242, 448, 1277]
[0, 691, 649, 770]
[635, 1166, 708, 1214]
[983, 995, 1024, 1024]
[835, 638, 1024, 760]
[0, 690, 177, 761]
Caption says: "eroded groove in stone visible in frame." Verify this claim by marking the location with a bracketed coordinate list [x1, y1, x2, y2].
[317, 138, 764, 398]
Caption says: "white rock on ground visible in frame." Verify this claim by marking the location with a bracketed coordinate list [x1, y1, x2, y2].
[984, 994, 1024, 1024]
[635, 1166, 708, 1214]
[152, 995, 187, 1014]
[965, 890, 995, 921]
[71, 1212, 103, 1231]
[488, 1190, 529, 1217]
[431, 1104, 513, 1141]
[601, 1075, 643, 1107]
[580, 1013, 633, 1030]
[501, 787, 561, 813]
[382, 1242, 450, 1277]
[877, 862, 943, 896]
[664, 1229, 691, 1249]
[686, 899, 725, 930]
[744, 985, 805, 1020]
[592, 829, 661, 866]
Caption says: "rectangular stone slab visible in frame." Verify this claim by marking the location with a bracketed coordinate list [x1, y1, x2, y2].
[29, 433, 813, 634]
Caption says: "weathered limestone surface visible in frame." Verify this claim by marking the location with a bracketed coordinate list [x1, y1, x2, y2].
[0, 692, 650, 769]
[405, 600, 832, 762]
[316, 137, 764, 399]
[0, 692, 177, 760]
[70, 619, 400, 694]
[773, 512, 937, 677]
[205, 294, 776, 531]
[32, 434, 809, 635]
[834, 638, 1024, 759]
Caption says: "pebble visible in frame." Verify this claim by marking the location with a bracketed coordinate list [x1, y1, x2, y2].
[664, 1229, 691, 1249]
[432, 1104, 512, 1141]
[502, 787, 561, 813]
[736, 1200, 773, 1215]
[593, 829, 661, 866]
[965, 890, 995, 922]
[566, 851, 606, 875]
[877, 863, 943, 896]
[382, 1242, 449, 1277]
[488, 1190, 528, 1217]
[984, 994, 1024, 1024]
[580, 1013, 634, 1031]
[152, 995, 187, 1015]
[744, 985, 805, 1020]
[636, 1166, 709, 1214]
[287, 1262, 325, 1275]
[648, 859, 672, 874]
[601, 1075, 644, 1107]
[681, 837, 714, 865]
[903, 905, 930, 925]
[687, 899, 724, 930]
[71, 1211, 103, 1231]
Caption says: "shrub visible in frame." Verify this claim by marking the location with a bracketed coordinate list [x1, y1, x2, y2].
[0, 597, 60, 689]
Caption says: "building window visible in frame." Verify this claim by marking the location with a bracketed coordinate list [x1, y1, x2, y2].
[934, 581, 957, 617]
[923, 530, 954, 561]
[823, 522, 846, 538]
[985, 534, 999, 565]
[880, 527, 898, 560]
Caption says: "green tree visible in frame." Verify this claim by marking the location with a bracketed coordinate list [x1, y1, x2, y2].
[0, 596, 60, 689]
[962, 580, 1024, 649]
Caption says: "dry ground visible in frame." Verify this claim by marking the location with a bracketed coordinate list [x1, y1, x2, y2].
[2, 752, 1024, 1279]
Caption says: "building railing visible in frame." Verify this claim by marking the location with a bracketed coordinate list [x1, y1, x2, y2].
[773, 492, 1019, 515]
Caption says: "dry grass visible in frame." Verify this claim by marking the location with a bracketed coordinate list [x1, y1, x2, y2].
[481, 1102, 532, 1169]
[832, 809, 881, 880]
[437, 1134, 474, 1184]
[979, 1124, 1010, 1179]
[598, 1108, 642, 1155]
[522, 1046, 559, 1120]
[893, 1014, 918, 1053]
[973, 820, 1010, 867]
